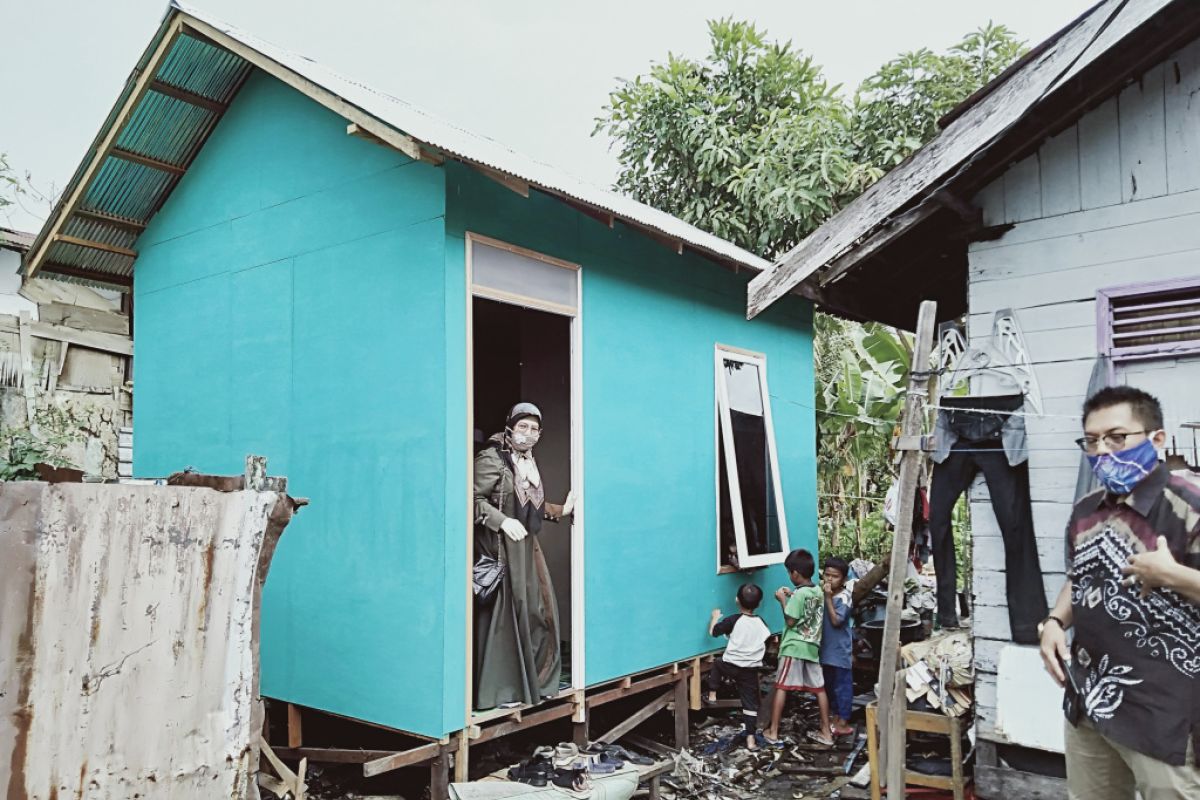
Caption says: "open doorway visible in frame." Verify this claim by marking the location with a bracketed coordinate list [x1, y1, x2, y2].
[467, 234, 581, 716]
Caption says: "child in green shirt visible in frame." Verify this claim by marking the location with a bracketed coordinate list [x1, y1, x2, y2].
[763, 548, 834, 746]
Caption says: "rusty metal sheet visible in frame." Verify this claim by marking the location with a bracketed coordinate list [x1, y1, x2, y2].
[0, 480, 296, 799]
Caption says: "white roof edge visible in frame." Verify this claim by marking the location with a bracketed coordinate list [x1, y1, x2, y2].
[172, 1, 771, 274]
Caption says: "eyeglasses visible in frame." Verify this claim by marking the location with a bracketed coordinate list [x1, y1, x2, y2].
[1074, 431, 1149, 454]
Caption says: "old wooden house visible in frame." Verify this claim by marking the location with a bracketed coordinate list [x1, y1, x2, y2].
[748, 0, 1200, 795]
[20, 1, 819, 781]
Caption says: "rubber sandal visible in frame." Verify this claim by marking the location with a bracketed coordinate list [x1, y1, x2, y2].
[508, 757, 551, 786]
[806, 730, 835, 747]
[551, 765, 592, 798]
[602, 744, 653, 766]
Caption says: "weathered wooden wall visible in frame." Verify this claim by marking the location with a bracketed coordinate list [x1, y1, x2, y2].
[966, 37, 1200, 748]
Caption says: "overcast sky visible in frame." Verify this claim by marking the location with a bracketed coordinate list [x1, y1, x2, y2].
[1, 0, 1095, 234]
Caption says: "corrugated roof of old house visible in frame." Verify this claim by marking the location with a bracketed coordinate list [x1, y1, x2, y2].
[23, 2, 772, 293]
[747, 0, 1198, 328]
[0, 227, 35, 253]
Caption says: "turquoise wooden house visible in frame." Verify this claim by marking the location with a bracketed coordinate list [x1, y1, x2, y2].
[23, 2, 817, 753]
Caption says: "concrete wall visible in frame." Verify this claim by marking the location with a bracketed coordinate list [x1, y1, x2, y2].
[968, 38, 1200, 748]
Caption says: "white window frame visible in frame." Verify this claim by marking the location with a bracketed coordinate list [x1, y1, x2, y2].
[714, 344, 790, 571]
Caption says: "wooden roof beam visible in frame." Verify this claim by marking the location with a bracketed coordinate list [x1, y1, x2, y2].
[39, 262, 133, 289]
[110, 147, 186, 176]
[23, 16, 184, 279]
[471, 163, 530, 198]
[53, 234, 137, 259]
[149, 79, 228, 114]
[73, 208, 147, 233]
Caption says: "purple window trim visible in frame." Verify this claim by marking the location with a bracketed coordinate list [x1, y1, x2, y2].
[1096, 276, 1200, 380]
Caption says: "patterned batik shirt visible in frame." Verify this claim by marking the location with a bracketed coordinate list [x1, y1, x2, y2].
[1065, 464, 1200, 765]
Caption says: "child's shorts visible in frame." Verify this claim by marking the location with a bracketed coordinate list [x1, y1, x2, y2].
[775, 656, 825, 692]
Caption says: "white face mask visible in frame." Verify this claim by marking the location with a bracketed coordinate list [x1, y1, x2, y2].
[509, 430, 540, 451]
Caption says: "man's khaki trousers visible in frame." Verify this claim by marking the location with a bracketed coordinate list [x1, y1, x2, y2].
[1066, 721, 1200, 799]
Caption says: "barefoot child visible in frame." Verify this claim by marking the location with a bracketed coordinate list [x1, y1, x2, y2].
[763, 549, 834, 746]
[820, 557, 855, 737]
[707, 584, 771, 749]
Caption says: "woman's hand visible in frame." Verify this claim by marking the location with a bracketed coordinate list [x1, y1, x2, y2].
[500, 518, 528, 542]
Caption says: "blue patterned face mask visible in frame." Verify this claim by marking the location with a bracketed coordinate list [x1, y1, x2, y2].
[1087, 437, 1160, 495]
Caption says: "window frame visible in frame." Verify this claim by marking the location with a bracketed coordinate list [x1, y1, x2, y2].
[1096, 276, 1200, 375]
[713, 344, 791, 572]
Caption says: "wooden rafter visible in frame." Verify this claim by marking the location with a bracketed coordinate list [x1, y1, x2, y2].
[39, 262, 133, 289]
[471, 163, 530, 198]
[23, 16, 184, 279]
[54, 234, 137, 259]
[110, 147, 186, 176]
[149, 79, 227, 114]
[73, 208, 147, 233]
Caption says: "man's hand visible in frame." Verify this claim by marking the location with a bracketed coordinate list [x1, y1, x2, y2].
[1039, 620, 1070, 688]
[774, 587, 792, 604]
[500, 517, 528, 542]
[1122, 536, 1178, 597]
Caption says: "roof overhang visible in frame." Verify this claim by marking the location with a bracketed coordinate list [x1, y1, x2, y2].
[25, 2, 779, 293]
[746, 0, 1200, 330]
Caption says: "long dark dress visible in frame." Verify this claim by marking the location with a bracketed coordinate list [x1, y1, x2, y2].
[473, 439, 562, 709]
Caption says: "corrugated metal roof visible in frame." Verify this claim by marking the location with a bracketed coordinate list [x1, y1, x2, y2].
[173, 1, 769, 273]
[747, 0, 1180, 318]
[25, 2, 770, 291]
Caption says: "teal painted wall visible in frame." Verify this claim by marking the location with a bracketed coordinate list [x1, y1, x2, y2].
[132, 70, 815, 739]
[133, 70, 453, 735]
[444, 162, 817, 689]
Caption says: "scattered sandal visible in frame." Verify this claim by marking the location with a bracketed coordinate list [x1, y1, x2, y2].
[806, 730, 835, 747]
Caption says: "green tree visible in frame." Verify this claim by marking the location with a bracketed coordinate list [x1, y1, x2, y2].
[0, 153, 22, 210]
[597, 20, 1025, 566]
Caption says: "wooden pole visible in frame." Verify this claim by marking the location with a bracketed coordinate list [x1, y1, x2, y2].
[673, 674, 689, 750]
[885, 669, 907, 800]
[430, 746, 450, 800]
[875, 299, 937, 779]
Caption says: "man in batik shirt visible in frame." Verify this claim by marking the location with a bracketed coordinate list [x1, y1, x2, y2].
[1040, 386, 1200, 799]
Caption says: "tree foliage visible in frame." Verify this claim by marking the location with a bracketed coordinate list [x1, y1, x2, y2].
[597, 20, 1025, 568]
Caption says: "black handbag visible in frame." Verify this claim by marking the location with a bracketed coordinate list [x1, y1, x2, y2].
[473, 474, 508, 606]
[473, 548, 506, 605]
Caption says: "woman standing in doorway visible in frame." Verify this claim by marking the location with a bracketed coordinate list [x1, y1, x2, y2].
[474, 402, 574, 709]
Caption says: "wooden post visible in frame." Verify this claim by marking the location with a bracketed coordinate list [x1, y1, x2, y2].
[885, 669, 907, 800]
[673, 673, 689, 750]
[430, 746, 450, 800]
[688, 657, 702, 711]
[572, 691, 589, 748]
[287, 703, 303, 749]
[453, 729, 470, 783]
[875, 299, 937, 778]
[865, 704, 881, 800]
[949, 714, 965, 800]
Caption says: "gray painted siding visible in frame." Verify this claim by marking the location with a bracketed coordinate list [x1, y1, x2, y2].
[965, 38, 1200, 746]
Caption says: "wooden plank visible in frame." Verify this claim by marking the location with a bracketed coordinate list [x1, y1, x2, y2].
[688, 657, 702, 711]
[975, 765, 1066, 800]
[149, 78, 227, 113]
[876, 300, 937, 780]
[270, 747, 396, 764]
[471, 163, 530, 198]
[453, 730, 470, 783]
[39, 262, 134, 288]
[866, 703, 881, 800]
[72, 208, 147, 233]
[109, 146, 186, 176]
[472, 702, 576, 745]
[346, 122, 421, 161]
[51, 234, 137, 260]
[948, 715, 964, 800]
[1038, 126, 1082, 218]
[595, 691, 672, 745]
[287, 704, 303, 748]
[1166, 40, 1200, 194]
[820, 204, 939, 287]
[885, 670, 906, 800]
[0, 318, 133, 356]
[362, 741, 443, 777]
[902, 710, 954, 735]
[23, 17, 183, 278]
[587, 668, 691, 708]
[17, 312, 35, 419]
[1078, 97, 1123, 210]
[672, 676, 689, 751]
[1003, 154, 1042, 223]
[1118, 63, 1168, 202]
[625, 734, 677, 759]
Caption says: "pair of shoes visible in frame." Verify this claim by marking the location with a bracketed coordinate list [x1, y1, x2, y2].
[508, 751, 554, 786]
[586, 750, 624, 773]
[553, 742, 580, 769]
[551, 764, 592, 798]
[584, 742, 653, 766]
